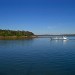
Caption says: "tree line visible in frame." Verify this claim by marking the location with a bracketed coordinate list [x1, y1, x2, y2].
[0, 29, 34, 36]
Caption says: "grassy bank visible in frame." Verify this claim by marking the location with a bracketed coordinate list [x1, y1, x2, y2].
[0, 36, 37, 40]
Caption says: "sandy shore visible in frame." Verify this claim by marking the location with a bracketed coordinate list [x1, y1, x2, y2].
[0, 36, 37, 40]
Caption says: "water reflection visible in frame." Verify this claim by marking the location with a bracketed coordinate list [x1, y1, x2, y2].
[63, 40, 67, 44]
[50, 39, 68, 45]
[0, 38, 34, 49]
[0, 38, 34, 44]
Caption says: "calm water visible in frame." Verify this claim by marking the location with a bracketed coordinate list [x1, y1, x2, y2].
[0, 38, 75, 75]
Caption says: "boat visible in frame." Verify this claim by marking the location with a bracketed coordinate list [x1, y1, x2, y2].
[50, 36, 67, 40]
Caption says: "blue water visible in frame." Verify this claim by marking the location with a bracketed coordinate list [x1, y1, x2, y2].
[0, 38, 75, 75]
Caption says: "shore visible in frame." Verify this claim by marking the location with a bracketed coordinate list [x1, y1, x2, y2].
[0, 36, 37, 40]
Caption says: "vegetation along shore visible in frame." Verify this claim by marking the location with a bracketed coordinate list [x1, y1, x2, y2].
[0, 29, 36, 40]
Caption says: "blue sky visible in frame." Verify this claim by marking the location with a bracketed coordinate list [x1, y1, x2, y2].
[0, 0, 75, 34]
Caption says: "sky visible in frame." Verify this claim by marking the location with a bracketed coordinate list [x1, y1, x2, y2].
[0, 0, 75, 34]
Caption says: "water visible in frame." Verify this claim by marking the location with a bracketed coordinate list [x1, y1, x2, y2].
[0, 38, 75, 75]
